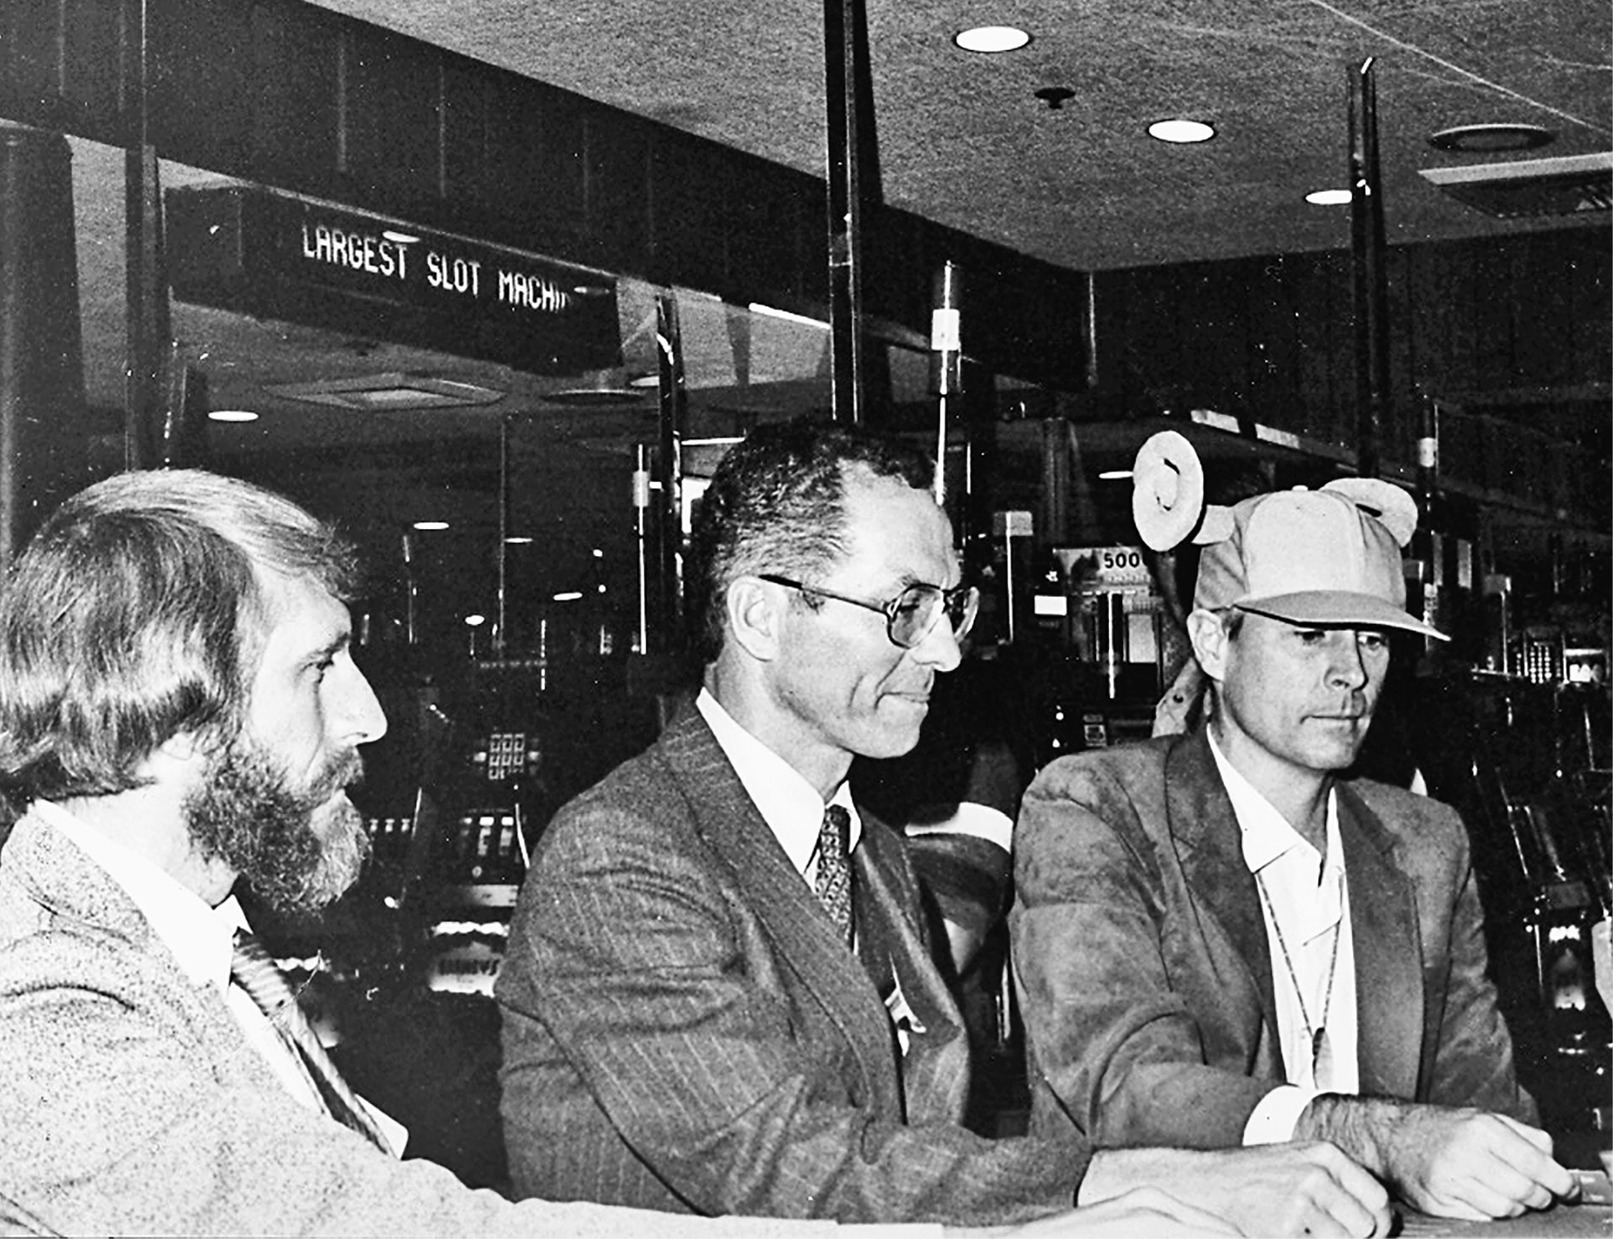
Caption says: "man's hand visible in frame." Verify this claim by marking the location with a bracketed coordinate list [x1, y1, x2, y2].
[1296, 1096, 1576, 1220]
[1079, 1143, 1391, 1237]
[988, 1187, 1240, 1236]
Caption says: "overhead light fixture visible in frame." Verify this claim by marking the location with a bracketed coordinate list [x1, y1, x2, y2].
[411, 520, 450, 531]
[1097, 469, 1132, 481]
[954, 26, 1031, 53]
[1428, 123, 1554, 154]
[542, 367, 645, 408]
[1148, 119, 1215, 144]
[1419, 151, 1612, 218]
[381, 229, 420, 245]
[207, 409, 259, 423]
[1305, 188, 1353, 206]
[265, 373, 505, 412]
[552, 591, 583, 603]
[504, 535, 535, 545]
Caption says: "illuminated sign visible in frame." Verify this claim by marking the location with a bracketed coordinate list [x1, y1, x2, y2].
[167, 187, 620, 376]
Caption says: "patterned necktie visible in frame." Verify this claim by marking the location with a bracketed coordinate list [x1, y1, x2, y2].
[230, 930, 390, 1152]
[814, 804, 854, 946]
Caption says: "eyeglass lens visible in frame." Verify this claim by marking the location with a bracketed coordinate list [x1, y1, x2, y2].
[890, 585, 977, 647]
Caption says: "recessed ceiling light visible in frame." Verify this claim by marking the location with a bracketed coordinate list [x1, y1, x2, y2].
[1148, 119, 1215, 144]
[411, 520, 450, 531]
[1428, 123, 1554, 153]
[504, 535, 535, 545]
[1305, 188, 1353, 206]
[1098, 469, 1133, 481]
[207, 409, 259, 422]
[954, 26, 1031, 53]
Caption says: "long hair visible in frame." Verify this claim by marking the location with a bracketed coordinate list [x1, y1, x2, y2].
[0, 469, 359, 801]
[684, 419, 933, 667]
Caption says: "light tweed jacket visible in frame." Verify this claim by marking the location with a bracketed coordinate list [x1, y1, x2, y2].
[0, 808, 843, 1238]
[496, 710, 1085, 1226]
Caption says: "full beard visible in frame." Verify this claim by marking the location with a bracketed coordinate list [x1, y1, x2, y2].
[184, 738, 371, 916]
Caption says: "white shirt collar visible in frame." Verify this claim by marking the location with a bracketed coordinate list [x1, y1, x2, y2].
[695, 688, 861, 877]
[32, 798, 245, 994]
[1207, 730, 1345, 941]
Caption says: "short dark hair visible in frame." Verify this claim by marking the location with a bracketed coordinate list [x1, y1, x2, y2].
[685, 419, 933, 666]
[0, 469, 360, 801]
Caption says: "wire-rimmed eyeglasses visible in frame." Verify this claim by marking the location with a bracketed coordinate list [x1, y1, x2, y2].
[758, 574, 979, 650]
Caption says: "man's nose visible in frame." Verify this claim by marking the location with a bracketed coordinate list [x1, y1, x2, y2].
[1325, 633, 1368, 689]
[338, 662, 389, 745]
[910, 614, 963, 673]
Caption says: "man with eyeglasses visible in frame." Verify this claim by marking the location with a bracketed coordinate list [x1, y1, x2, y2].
[496, 420, 1390, 1235]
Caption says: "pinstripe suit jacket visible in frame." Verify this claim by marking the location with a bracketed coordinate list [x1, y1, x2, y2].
[496, 711, 1086, 1225]
[0, 807, 809, 1238]
[1010, 727, 1535, 1151]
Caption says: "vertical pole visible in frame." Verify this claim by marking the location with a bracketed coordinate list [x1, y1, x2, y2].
[125, 0, 170, 471]
[930, 261, 962, 503]
[654, 292, 687, 648]
[495, 415, 510, 659]
[824, 0, 879, 425]
[1349, 57, 1388, 480]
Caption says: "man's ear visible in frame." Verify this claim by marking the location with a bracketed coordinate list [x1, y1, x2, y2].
[724, 576, 784, 663]
[1186, 608, 1230, 684]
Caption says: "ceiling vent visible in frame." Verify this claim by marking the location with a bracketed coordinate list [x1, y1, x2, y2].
[1419, 152, 1611, 219]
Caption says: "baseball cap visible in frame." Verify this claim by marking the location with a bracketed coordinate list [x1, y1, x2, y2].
[1192, 480, 1447, 640]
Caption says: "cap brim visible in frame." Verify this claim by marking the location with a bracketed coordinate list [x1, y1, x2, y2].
[1235, 591, 1449, 640]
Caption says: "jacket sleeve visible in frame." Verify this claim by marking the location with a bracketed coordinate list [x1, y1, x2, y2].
[1010, 756, 1276, 1149]
[0, 932, 793, 1239]
[497, 791, 1082, 1226]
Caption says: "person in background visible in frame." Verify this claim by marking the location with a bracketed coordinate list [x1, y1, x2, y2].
[0, 466, 1100, 1239]
[1011, 478, 1577, 1223]
[497, 419, 1391, 1237]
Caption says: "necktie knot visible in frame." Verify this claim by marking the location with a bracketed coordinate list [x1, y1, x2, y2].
[815, 805, 853, 946]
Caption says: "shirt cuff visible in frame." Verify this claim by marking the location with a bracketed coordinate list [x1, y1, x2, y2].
[1242, 1084, 1319, 1145]
[904, 803, 1013, 853]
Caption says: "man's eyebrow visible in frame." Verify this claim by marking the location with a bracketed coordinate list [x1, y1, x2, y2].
[304, 631, 351, 665]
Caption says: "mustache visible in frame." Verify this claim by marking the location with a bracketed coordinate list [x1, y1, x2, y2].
[303, 749, 365, 805]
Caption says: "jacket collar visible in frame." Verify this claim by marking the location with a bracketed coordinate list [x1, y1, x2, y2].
[1167, 726, 1422, 1093]
[655, 711, 907, 1117]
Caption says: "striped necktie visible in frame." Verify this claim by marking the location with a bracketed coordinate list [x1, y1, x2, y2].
[814, 804, 854, 946]
[230, 929, 391, 1153]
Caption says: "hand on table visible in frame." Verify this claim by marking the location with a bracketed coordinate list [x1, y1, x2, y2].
[1298, 1096, 1577, 1221]
[1079, 1141, 1391, 1236]
[1005, 1187, 1239, 1236]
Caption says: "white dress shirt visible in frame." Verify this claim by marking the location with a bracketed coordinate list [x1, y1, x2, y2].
[36, 798, 406, 1153]
[1205, 736, 1360, 1145]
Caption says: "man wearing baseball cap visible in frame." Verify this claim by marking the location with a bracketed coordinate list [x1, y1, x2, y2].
[1010, 477, 1577, 1226]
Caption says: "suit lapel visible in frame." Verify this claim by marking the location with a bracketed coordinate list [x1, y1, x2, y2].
[658, 715, 904, 1117]
[852, 833, 969, 1122]
[1166, 731, 1282, 1056]
[1337, 784, 1423, 1100]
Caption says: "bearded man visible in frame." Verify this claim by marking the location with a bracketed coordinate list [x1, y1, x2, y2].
[0, 467, 1084, 1238]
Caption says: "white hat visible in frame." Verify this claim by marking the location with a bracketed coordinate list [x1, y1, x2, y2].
[1192, 479, 1447, 640]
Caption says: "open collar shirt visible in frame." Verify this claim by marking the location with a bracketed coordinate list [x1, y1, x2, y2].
[1206, 733, 1360, 1144]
